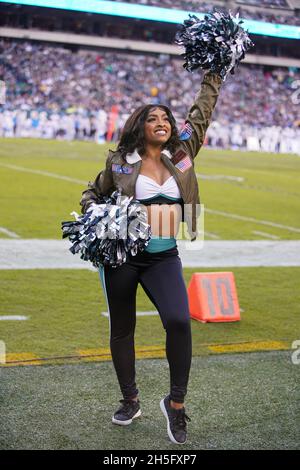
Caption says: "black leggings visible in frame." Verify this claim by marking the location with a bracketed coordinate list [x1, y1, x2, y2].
[98, 245, 192, 404]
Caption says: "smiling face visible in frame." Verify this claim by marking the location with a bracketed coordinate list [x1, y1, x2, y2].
[143, 107, 172, 146]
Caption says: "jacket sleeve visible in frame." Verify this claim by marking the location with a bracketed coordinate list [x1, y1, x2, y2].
[180, 71, 223, 159]
[80, 153, 114, 214]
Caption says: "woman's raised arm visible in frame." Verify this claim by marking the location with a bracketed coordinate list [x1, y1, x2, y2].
[180, 71, 223, 159]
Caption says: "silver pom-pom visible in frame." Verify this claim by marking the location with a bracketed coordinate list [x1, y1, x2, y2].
[62, 189, 152, 268]
[175, 9, 254, 81]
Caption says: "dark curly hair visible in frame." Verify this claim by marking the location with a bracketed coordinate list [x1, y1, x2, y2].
[116, 104, 181, 162]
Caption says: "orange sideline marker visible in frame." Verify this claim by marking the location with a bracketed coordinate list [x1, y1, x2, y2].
[187, 272, 241, 323]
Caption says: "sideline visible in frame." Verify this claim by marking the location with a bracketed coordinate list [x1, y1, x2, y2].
[0, 239, 300, 268]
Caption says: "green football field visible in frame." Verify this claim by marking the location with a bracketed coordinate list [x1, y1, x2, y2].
[0, 138, 299, 450]
[0, 138, 300, 240]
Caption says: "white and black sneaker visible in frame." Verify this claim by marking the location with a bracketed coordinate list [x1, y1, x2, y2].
[160, 395, 191, 444]
[112, 399, 141, 426]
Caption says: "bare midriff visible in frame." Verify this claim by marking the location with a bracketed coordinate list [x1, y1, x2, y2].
[137, 164, 183, 240]
[144, 203, 182, 238]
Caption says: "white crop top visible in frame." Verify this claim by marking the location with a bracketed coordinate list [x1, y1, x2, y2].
[135, 174, 181, 200]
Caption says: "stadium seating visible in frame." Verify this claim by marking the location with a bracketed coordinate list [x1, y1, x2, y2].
[1, 38, 299, 153]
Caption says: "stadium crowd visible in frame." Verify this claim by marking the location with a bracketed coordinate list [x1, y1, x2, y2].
[0, 39, 299, 154]
[111, 0, 300, 26]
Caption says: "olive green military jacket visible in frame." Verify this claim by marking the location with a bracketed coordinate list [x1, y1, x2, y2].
[80, 72, 222, 241]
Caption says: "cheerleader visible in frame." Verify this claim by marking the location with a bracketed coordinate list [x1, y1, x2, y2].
[80, 71, 222, 444]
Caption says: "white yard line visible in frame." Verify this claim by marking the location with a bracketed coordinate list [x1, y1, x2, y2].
[197, 173, 244, 182]
[0, 316, 28, 320]
[252, 231, 280, 240]
[206, 208, 300, 234]
[0, 240, 300, 268]
[102, 311, 158, 317]
[204, 231, 221, 240]
[0, 227, 20, 238]
[0, 162, 86, 185]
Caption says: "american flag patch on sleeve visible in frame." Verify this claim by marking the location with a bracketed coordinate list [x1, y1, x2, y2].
[175, 155, 192, 173]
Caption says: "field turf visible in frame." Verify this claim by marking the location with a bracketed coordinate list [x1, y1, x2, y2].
[1, 351, 298, 450]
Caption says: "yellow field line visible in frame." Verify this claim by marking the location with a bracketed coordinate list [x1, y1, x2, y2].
[208, 340, 290, 354]
[77, 345, 166, 361]
[1, 352, 43, 366]
[0, 341, 291, 367]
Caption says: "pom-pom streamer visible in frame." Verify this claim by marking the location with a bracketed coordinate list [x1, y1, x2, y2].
[61, 189, 152, 268]
[175, 9, 254, 80]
